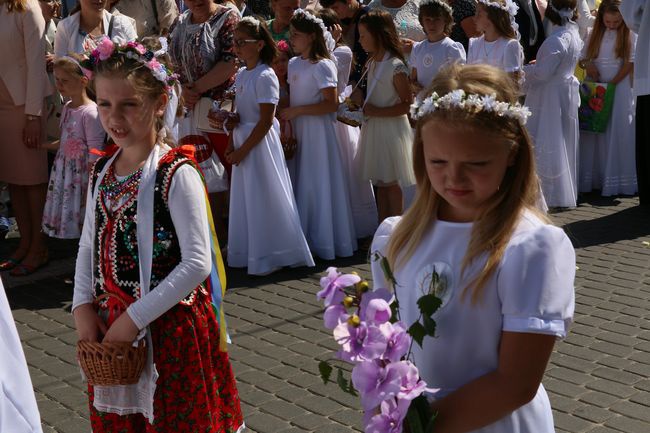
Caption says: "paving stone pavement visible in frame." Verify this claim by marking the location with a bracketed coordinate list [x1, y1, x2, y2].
[2, 194, 650, 433]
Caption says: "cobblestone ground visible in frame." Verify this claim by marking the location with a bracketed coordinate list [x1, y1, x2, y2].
[2, 194, 650, 433]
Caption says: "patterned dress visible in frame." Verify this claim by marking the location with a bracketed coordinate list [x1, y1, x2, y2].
[42, 102, 105, 239]
[87, 152, 243, 433]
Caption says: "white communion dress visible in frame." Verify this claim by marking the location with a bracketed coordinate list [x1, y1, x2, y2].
[523, 23, 582, 208]
[288, 56, 358, 259]
[579, 30, 638, 196]
[228, 63, 315, 275]
[332, 45, 379, 238]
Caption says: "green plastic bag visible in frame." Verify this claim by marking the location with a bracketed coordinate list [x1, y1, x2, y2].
[578, 81, 616, 133]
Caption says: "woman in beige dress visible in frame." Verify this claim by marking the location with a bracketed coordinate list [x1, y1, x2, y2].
[0, 0, 51, 275]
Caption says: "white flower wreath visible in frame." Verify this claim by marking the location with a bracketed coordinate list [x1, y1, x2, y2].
[410, 89, 532, 125]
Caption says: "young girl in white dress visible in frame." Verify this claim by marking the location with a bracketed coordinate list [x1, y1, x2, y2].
[578, 0, 637, 196]
[320, 8, 379, 239]
[467, 0, 523, 81]
[41, 56, 106, 242]
[356, 10, 415, 222]
[280, 8, 358, 259]
[225, 18, 314, 275]
[410, 0, 466, 93]
[523, 0, 582, 208]
[371, 63, 575, 433]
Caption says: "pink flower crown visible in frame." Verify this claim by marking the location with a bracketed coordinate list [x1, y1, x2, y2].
[79, 38, 179, 92]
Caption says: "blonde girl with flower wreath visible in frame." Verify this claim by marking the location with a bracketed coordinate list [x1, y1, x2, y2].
[371, 63, 575, 432]
[42, 55, 106, 241]
[467, 0, 524, 82]
[279, 8, 358, 259]
[72, 38, 243, 432]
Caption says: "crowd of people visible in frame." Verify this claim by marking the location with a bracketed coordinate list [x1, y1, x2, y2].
[0, 0, 648, 430]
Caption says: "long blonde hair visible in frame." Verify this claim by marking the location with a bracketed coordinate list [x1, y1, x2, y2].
[5, 0, 28, 12]
[385, 63, 547, 303]
[585, 0, 631, 62]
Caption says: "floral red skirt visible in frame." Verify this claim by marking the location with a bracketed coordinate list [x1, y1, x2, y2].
[88, 288, 243, 432]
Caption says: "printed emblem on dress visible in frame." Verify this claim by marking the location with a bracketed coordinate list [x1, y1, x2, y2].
[414, 262, 453, 312]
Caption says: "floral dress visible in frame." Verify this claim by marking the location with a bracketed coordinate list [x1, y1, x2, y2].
[42, 102, 105, 239]
[87, 152, 243, 433]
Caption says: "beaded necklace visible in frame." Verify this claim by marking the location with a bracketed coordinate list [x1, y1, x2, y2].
[99, 164, 143, 207]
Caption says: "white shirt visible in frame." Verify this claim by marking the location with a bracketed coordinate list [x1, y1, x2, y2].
[54, 10, 137, 58]
[467, 36, 524, 72]
[0, 278, 43, 433]
[410, 37, 466, 88]
[620, 0, 649, 96]
[370, 211, 575, 432]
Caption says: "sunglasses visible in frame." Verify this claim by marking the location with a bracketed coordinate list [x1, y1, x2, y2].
[234, 39, 258, 47]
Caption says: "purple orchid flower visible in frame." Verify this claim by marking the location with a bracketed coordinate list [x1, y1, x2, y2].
[351, 360, 407, 410]
[365, 399, 409, 433]
[323, 304, 349, 329]
[382, 322, 411, 363]
[364, 298, 392, 325]
[318, 267, 361, 307]
[359, 288, 394, 321]
[334, 321, 388, 363]
[397, 361, 428, 401]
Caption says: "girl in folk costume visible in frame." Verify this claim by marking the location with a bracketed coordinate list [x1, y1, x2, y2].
[319, 8, 379, 238]
[356, 10, 415, 222]
[467, 0, 524, 81]
[41, 56, 106, 241]
[280, 8, 358, 259]
[225, 17, 314, 275]
[372, 63, 575, 433]
[578, 0, 637, 196]
[410, 0, 466, 93]
[523, 0, 582, 208]
[72, 39, 243, 432]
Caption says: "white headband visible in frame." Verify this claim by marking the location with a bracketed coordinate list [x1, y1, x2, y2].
[547, 2, 575, 24]
[241, 16, 261, 29]
[410, 89, 532, 125]
[477, 0, 520, 39]
[292, 8, 336, 52]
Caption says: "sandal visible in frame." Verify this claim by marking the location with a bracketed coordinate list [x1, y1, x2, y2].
[0, 257, 21, 271]
[9, 255, 49, 277]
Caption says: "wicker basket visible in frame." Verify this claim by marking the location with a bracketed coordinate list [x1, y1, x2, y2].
[77, 293, 147, 386]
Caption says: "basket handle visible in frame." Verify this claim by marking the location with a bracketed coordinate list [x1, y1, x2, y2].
[94, 292, 129, 309]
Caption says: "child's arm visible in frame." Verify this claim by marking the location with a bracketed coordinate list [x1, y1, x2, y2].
[410, 68, 423, 93]
[72, 166, 108, 342]
[104, 164, 212, 342]
[608, 61, 633, 85]
[40, 140, 60, 151]
[226, 103, 276, 165]
[279, 87, 338, 120]
[83, 108, 108, 164]
[364, 70, 412, 117]
[430, 332, 556, 432]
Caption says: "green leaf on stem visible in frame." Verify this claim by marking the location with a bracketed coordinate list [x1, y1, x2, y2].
[422, 315, 437, 337]
[408, 321, 426, 347]
[417, 294, 442, 317]
[318, 360, 333, 385]
[406, 402, 425, 433]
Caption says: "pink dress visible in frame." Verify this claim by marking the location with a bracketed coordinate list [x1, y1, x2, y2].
[42, 102, 105, 238]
